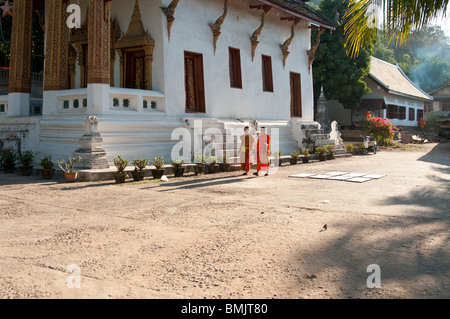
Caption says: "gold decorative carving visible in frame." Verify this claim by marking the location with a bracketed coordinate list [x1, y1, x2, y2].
[115, 0, 155, 90]
[250, 6, 271, 62]
[87, 0, 111, 85]
[44, 0, 69, 91]
[279, 19, 300, 68]
[8, 0, 33, 94]
[307, 27, 324, 74]
[161, 0, 179, 41]
[209, 0, 229, 55]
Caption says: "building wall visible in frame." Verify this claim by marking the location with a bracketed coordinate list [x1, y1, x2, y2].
[160, 0, 314, 120]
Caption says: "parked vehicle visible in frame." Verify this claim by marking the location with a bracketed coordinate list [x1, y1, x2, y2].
[361, 136, 377, 154]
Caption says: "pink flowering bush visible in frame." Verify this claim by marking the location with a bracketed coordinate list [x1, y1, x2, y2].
[362, 112, 396, 146]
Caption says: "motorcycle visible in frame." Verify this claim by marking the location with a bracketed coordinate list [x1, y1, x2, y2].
[361, 136, 377, 154]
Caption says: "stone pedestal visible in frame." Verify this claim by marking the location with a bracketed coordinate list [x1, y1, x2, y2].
[73, 116, 110, 169]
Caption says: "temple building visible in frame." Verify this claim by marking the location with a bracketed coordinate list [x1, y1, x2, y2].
[0, 0, 335, 165]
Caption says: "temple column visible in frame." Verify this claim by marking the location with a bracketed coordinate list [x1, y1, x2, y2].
[7, 0, 33, 117]
[43, 0, 70, 116]
[87, 0, 111, 115]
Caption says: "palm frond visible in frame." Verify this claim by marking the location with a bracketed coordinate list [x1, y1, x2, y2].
[344, 0, 449, 57]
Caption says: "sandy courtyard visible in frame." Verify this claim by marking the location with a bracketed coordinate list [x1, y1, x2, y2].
[0, 143, 449, 299]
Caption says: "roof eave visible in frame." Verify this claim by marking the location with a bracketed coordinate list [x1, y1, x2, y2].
[257, 0, 335, 30]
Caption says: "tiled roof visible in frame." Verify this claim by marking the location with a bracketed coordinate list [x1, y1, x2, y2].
[369, 57, 432, 101]
[257, 0, 335, 29]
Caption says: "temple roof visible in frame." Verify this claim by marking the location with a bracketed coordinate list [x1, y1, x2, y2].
[257, 0, 335, 29]
[369, 57, 433, 101]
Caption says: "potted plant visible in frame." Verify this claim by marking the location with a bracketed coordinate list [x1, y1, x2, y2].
[273, 150, 283, 166]
[131, 157, 149, 182]
[114, 156, 129, 184]
[151, 156, 165, 179]
[40, 155, 56, 179]
[345, 144, 355, 155]
[290, 151, 300, 165]
[18, 150, 35, 176]
[171, 158, 185, 178]
[206, 156, 219, 174]
[193, 153, 205, 176]
[58, 156, 82, 183]
[316, 146, 328, 162]
[1, 149, 18, 174]
[301, 148, 310, 163]
[219, 154, 231, 172]
[326, 144, 335, 160]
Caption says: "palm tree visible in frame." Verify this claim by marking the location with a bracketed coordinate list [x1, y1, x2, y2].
[344, 0, 449, 57]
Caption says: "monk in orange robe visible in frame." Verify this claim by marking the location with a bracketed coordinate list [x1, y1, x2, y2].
[240, 126, 255, 175]
[254, 127, 271, 176]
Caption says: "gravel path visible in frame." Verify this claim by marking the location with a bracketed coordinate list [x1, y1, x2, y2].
[0, 143, 449, 299]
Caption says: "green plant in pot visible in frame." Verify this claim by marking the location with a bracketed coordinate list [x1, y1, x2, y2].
[58, 156, 82, 183]
[171, 158, 185, 178]
[151, 156, 165, 179]
[131, 157, 149, 182]
[301, 148, 310, 163]
[356, 143, 366, 155]
[206, 156, 219, 174]
[219, 154, 231, 172]
[114, 156, 129, 184]
[326, 144, 335, 160]
[18, 150, 34, 176]
[345, 144, 355, 155]
[40, 155, 56, 179]
[1, 149, 18, 174]
[290, 151, 300, 165]
[316, 146, 328, 162]
[193, 153, 205, 176]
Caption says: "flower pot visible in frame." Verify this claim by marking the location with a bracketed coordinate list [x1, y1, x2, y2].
[41, 168, 56, 179]
[131, 169, 146, 182]
[151, 168, 165, 180]
[193, 164, 205, 176]
[318, 154, 327, 162]
[289, 158, 298, 165]
[114, 172, 127, 184]
[172, 166, 185, 178]
[219, 163, 231, 172]
[19, 166, 33, 176]
[302, 157, 310, 164]
[64, 172, 78, 183]
[207, 163, 219, 174]
[327, 154, 335, 160]
[3, 163, 16, 174]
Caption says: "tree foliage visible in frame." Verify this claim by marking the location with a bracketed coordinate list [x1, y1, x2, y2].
[313, 0, 373, 109]
[373, 26, 450, 92]
[344, 0, 449, 57]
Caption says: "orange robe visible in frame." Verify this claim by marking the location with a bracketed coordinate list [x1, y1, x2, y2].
[257, 133, 271, 171]
[240, 134, 255, 172]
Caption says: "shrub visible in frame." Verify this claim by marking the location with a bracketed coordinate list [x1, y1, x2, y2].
[132, 158, 149, 171]
[171, 158, 184, 168]
[152, 156, 165, 169]
[18, 150, 34, 167]
[315, 146, 327, 155]
[362, 112, 396, 146]
[114, 156, 129, 173]
[58, 156, 82, 173]
[421, 111, 446, 133]
[290, 151, 300, 159]
[345, 144, 355, 154]
[301, 148, 310, 157]
[40, 155, 54, 169]
[1, 149, 18, 165]
[327, 145, 335, 154]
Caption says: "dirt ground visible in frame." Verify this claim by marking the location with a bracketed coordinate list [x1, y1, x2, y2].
[0, 142, 449, 299]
